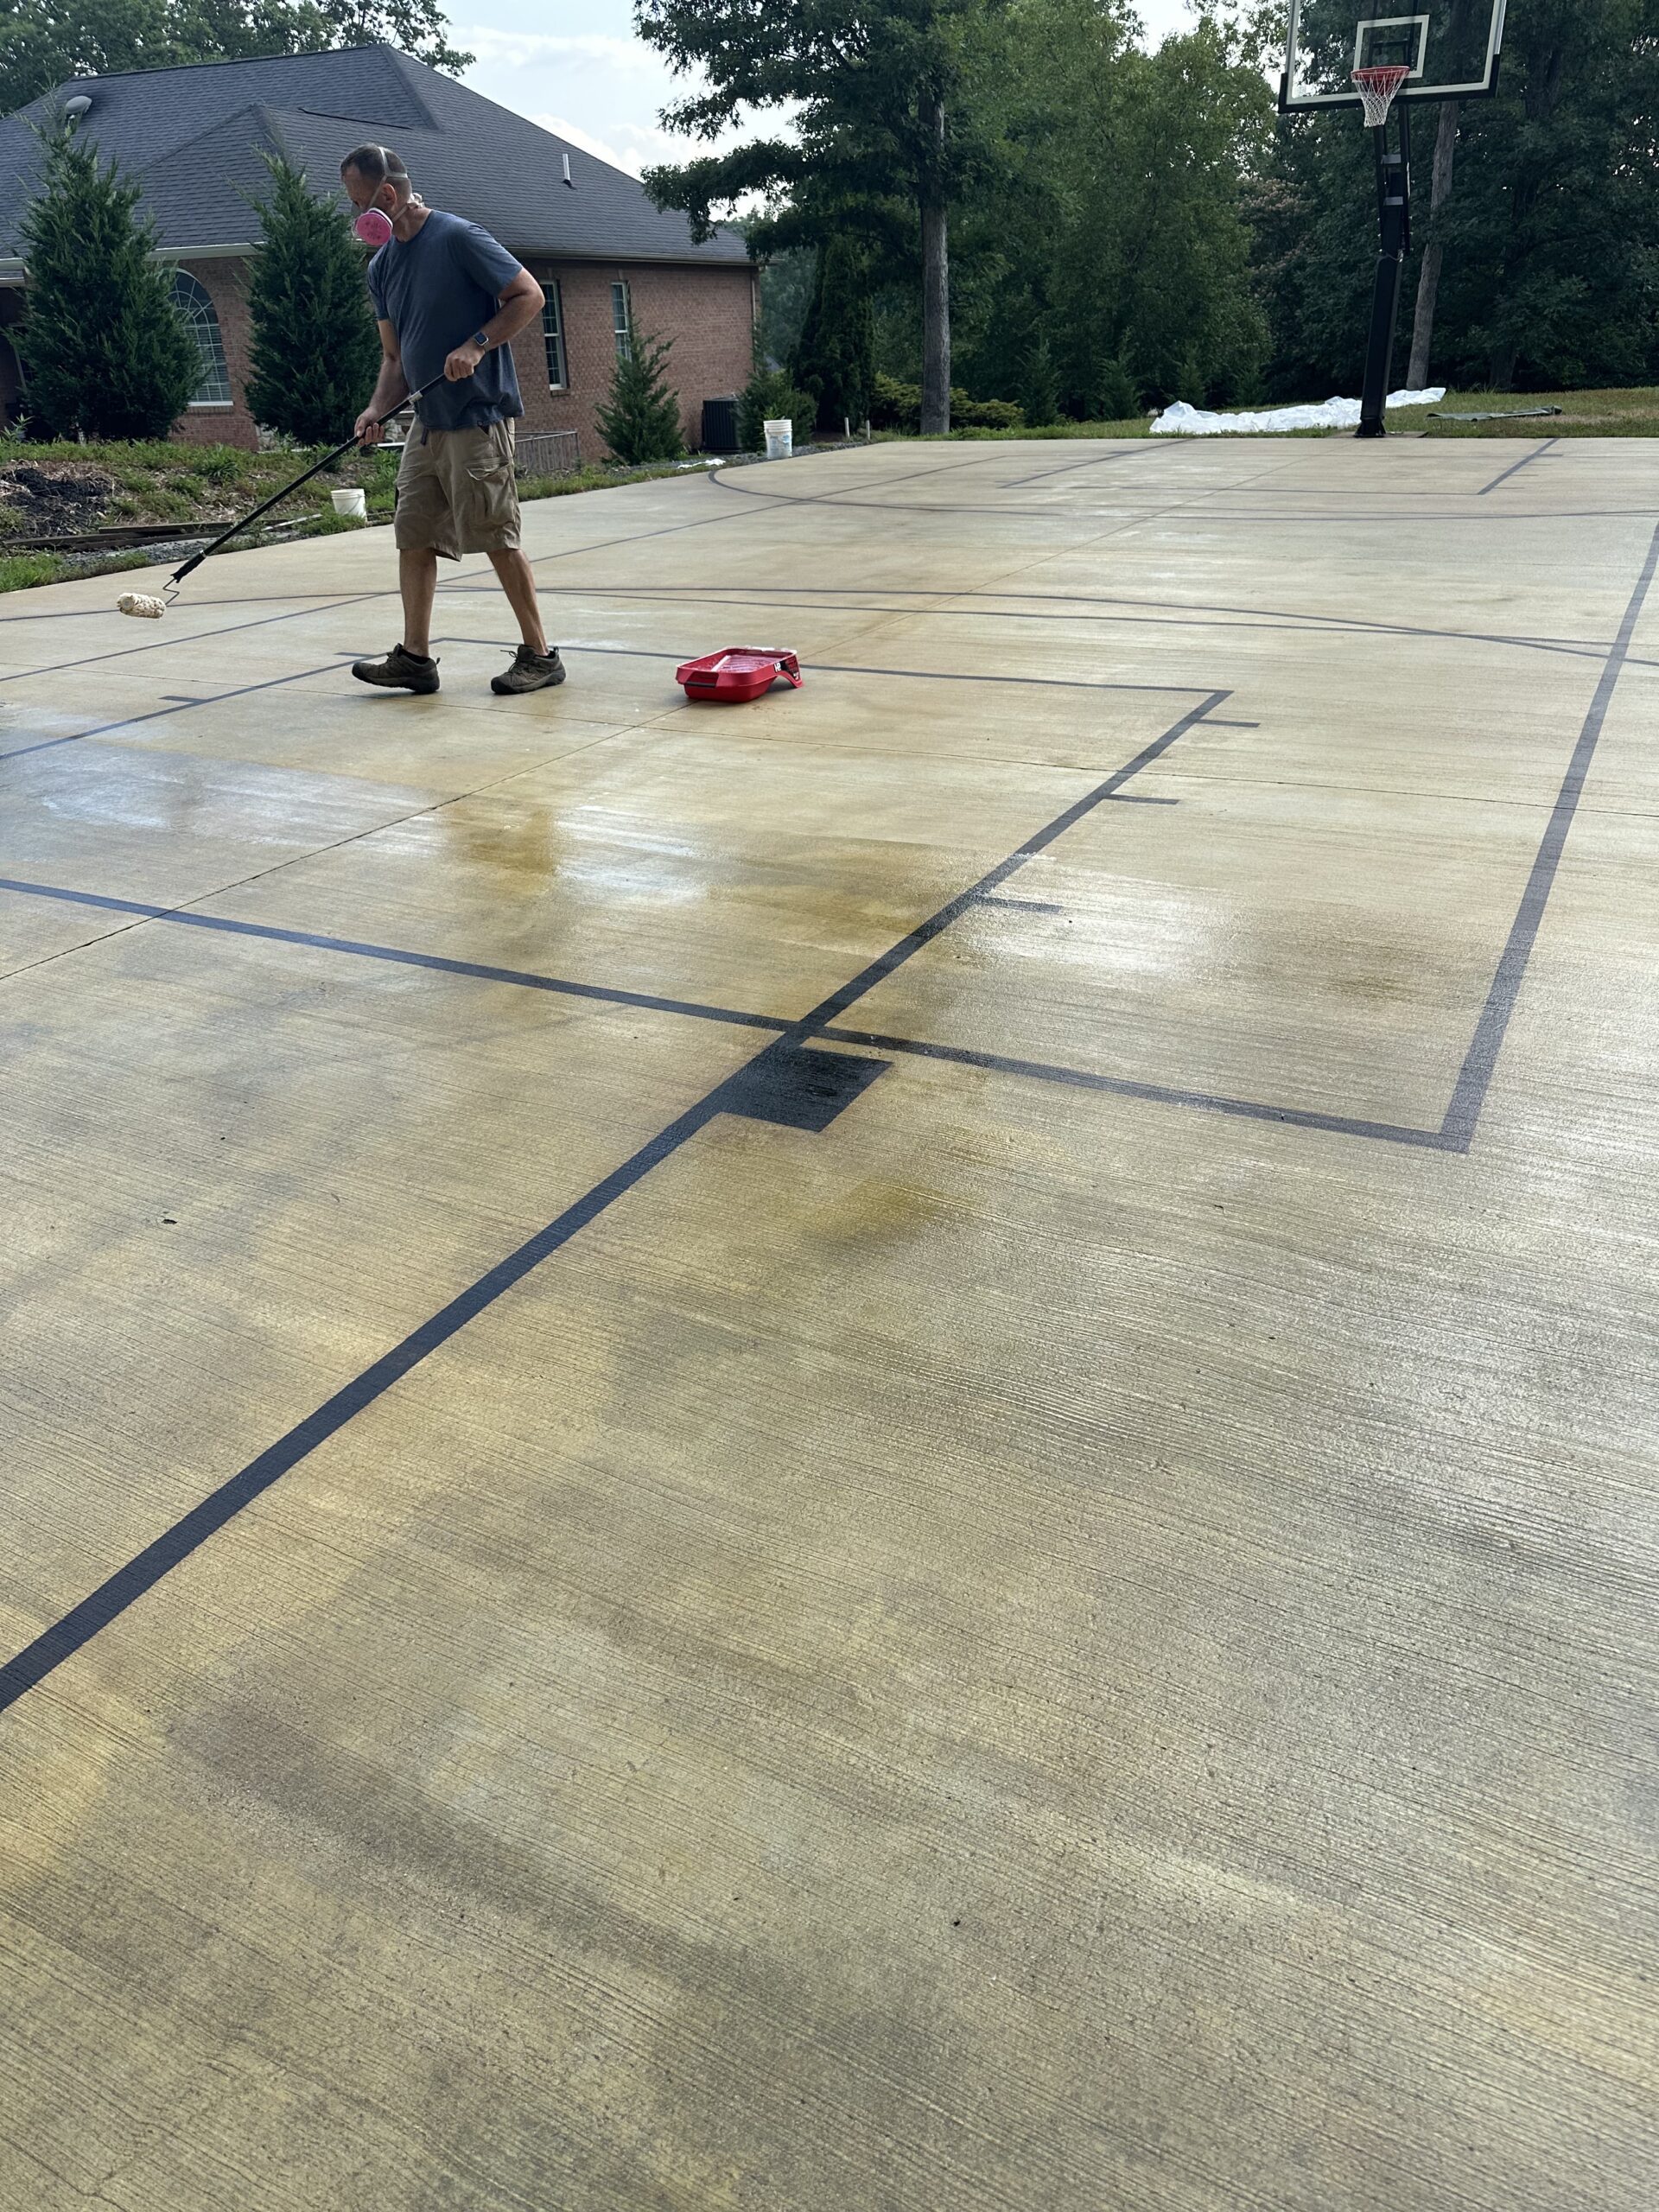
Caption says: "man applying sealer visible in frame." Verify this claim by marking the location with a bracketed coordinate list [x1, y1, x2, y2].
[340, 143, 566, 696]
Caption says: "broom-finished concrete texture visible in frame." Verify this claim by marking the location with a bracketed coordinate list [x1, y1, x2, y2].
[1, 436, 1655, 2211]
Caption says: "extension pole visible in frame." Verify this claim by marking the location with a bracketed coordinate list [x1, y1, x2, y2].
[163, 371, 448, 594]
[1358, 105, 1413, 439]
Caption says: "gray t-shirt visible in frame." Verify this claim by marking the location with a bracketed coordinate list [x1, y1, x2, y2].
[367, 208, 525, 432]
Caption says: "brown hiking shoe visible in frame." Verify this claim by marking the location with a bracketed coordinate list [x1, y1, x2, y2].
[352, 644, 440, 694]
[492, 645, 567, 695]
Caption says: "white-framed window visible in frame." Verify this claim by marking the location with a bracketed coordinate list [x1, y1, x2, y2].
[171, 269, 232, 407]
[611, 279, 632, 363]
[543, 282, 568, 389]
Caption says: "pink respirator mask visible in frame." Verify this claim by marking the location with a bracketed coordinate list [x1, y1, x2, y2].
[353, 207, 395, 248]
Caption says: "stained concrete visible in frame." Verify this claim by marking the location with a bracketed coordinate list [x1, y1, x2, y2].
[1, 437, 1655, 2210]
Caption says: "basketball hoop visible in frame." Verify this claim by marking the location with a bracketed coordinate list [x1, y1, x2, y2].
[1353, 64, 1411, 128]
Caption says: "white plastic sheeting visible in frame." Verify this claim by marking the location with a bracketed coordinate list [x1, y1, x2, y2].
[1149, 389, 1446, 435]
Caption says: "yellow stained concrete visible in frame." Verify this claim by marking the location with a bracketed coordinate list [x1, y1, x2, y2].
[1, 439, 1655, 2211]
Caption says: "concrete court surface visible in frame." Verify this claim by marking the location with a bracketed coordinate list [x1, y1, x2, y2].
[0, 434, 1655, 2212]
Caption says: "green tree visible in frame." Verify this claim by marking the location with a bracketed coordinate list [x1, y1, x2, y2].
[16, 113, 200, 437]
[1446, 0, 1659, 388]
[0, 0, 472, 118]
[244, 153, 379, 443]
[635, 0, 1009, 435]
[595, 328, 685, 464]
[753, 244, 817, 369]
[1090, 349, 1140, 421]
[1228, 0, 1659, 396]
[950, 1, 1268, 414]
[1017, 329, 1058, 424]
[737, 365, 817, 451]
[791, 235, 876, 430]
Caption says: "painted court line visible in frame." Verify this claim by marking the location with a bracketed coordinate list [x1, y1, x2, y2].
[1478, 439, 1560, 496]
[459, 581, 1624, 670]
[0, 659, 364, 763]
[1438, 520, 1659, 1148]
[10, 480, 1651, 1151]
[0, 862, 1430, 1144]
[7, 518, 1649, 1158]
[441, 635, 1214, 699]
[0, 591, 385, 696]
[816, 1027, 1447, 1148]
[713, 467, 1659, 530]
[1001, 443, 1183, 491]
[3, 522, 1651, 1715]
[0, 877, 792, 1035]
[0, 693, 1225, 1718]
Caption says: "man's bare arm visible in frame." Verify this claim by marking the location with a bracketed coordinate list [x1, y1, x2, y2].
[356, 321, 410, 442]
[443, 270, 546, 381]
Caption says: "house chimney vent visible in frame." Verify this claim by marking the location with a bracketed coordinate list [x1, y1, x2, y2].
[64, 94, 92, 120]
[563, 152, 574, 188]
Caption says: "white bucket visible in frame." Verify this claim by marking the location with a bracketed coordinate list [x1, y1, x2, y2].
[330, 487, 367, 519]
[763, 418, 792, 461]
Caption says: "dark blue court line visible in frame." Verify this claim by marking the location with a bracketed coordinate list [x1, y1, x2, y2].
[1438, 520, 1659, 1149]
[0, 1092, 731, 1718]
[1478, 440, 1560, 497]
[461, 588, 1623, 670]
[709, 466, 1231, 531]
[815, 1027, 1449, 1148]
[787, 454, 1014, 502]
[7, 530, 1648, 1160]
[442, 635, 1212, 700]
[0, 877, 792, 1035]
[1001, 443, 1185, 490]
[507, 582, 1633, 669]
[0, 659, 361, 763]
[711, 469, 1659, 530]
[0, 591, 386, 696]
[0, 858, 1449, 1146]
[5, 608, 1646, 1723]
[0, 460, 762, 643]
[0, 591, 365, 626]
[0, 474, 756, 665]
[6, 561, 1642, 1157]
[0, 692, 1224, 1718]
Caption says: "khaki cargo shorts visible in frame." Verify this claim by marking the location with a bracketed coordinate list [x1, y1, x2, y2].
[394, 418, 521, 559]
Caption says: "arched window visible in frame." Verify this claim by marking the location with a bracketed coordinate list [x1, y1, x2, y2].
[171, 270, 232, 407]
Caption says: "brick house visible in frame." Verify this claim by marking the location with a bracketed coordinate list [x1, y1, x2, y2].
[0, 44, 755, 455]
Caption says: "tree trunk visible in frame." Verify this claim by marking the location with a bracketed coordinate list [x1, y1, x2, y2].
[919, 99, 950, 435]
[1407, 99, 1460, 390]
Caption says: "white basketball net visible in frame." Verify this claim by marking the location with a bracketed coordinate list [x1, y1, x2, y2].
[1353, 64, 1411, 127]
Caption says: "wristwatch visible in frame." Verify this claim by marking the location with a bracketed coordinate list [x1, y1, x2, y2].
[469, 329, 490, 352]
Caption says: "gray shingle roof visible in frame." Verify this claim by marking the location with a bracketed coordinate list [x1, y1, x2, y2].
[0, 44, 750, 269]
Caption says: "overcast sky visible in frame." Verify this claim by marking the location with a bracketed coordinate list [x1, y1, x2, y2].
[456, 3, 1201, 179]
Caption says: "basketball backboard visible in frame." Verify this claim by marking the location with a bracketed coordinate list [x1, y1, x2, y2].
[1281, 1, 1508, 112]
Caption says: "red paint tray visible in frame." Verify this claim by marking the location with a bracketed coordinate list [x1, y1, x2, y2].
[675, 646, 803, 702]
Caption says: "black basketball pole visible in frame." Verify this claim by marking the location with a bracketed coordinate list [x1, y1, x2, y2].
[1357, 101, 1413, 439]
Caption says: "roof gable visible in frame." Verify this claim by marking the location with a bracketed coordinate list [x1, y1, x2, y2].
[0, 45, 748, 268]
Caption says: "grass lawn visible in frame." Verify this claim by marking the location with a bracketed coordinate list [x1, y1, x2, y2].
[1395, 386, 1659, 435]
[919, 386, 1659, 442]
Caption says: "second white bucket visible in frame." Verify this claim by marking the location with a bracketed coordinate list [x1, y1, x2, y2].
[763, 418, 793, 461]
[331, 487, 368, 519]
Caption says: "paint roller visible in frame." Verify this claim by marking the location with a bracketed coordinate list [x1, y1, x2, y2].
[118, 233, 442, 621]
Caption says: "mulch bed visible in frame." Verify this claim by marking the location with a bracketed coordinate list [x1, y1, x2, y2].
[0, 459, 118, 537]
